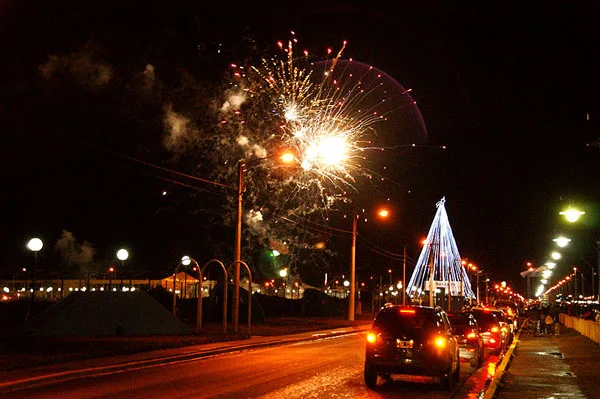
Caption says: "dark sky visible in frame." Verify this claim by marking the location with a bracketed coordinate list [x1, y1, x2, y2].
[1, 1, 598, 293]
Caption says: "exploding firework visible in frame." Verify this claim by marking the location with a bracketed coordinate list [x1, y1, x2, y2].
[225, 33, 425, 207]
[210, 33, 427, 279]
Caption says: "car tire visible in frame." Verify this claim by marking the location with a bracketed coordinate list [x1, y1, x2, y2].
[439, 369, 453, 391]
[364, 366, 378, 389]
[453, 356, 461, 382]
[470, 357, 479, 368]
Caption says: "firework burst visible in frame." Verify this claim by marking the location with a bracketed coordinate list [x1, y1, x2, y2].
[226, 33, 418, 204]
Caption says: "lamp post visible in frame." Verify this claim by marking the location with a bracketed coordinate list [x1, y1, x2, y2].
[26, 237, 43, 315]
[117, 249, 129, 290]
[559, 206, 598, 301]
[349, 207, 390, 321]
[233, 153, 295, 332]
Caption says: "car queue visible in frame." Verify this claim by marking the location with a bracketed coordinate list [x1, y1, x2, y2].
[364, 302, 518, 390]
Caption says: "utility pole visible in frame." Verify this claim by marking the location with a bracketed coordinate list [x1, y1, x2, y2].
[349, 211, 357, 321]
[402, 245, 406, 305]
[429, 249, 434, 307]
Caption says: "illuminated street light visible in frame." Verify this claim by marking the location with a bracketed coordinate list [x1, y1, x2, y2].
[559, 208, 585, 223]
[233, 152, 295, 332]
[117, 248, 129, 288]
[26, 237, 43, 316]
[551, 251, 561, 260]
[553, 236, 571, 247]
[349, 207, 390, 321]
[279, 268, 288, 278]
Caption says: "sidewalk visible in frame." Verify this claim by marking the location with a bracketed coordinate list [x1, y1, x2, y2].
[492, 325, 600, 399]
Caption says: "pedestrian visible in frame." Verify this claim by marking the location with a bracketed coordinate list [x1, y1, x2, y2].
[528, 306, 541, 336]
[544, 313, 554, 335]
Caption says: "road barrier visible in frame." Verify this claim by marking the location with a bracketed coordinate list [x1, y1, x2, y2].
[560, 314, 600, 344]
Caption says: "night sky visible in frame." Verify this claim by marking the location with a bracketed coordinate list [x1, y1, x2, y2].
[1, 1, 598, 293]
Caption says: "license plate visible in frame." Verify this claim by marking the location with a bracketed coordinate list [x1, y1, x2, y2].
[396, 339, 414, 349]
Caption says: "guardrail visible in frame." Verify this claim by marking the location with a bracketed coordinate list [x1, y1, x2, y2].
[559, 314, 600, 344]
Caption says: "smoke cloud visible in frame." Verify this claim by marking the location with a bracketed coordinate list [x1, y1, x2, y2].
[38, 44, 113, 89]
[55, 230, 96, 271]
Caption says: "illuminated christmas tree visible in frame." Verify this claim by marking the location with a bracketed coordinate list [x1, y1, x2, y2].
[406, 197, 475, 304]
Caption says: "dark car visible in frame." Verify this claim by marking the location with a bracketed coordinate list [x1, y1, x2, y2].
[448, 312, 484, 368]
[467, 310, 506, 355]
[473, 307, 513, 344]
[364, 305, 460, 390]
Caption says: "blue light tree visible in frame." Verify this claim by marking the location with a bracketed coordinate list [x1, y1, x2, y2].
[406, 197, 475, 305]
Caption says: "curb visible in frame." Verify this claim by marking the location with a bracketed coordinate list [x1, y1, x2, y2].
[481, 323, 523, 399]
[0, 325, 370, 393]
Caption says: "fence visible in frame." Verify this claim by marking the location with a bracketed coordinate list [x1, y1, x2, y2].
[560, 314, 600, 344]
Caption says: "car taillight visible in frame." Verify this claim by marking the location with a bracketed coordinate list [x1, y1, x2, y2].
[490, 338, 497, 344]
[491, 326, 499, 333]
[467, 332, 477, 339]
[434, 336, 446, 348]
[366, 332, 378, 344]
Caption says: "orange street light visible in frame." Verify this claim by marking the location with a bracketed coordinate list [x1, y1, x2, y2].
[377, 208, 390, 218]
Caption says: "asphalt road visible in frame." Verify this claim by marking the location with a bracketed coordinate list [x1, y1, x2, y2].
[3, 332, 500, 399]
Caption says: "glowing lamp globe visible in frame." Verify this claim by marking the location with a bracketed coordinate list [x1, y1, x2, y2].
[181, 256, 191, 266]
[117, 249, 129, 261]
[560, 208, 585, 223]
[553, 237, 571, 247]
[27, 238, 43, 252]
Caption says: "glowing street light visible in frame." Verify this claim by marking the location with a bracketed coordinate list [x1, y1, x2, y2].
[553, 236, 571, 247]
[560, 208, 585, 223]
[349, 207, 390, 321]
[117, 248, 129, 288]
[551, 251, 561, 260]
[233, 151, 295, 332]
[26, 237, 43, 315]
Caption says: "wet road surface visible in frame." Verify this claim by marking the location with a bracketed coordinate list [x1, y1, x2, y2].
[3, 332, 502, 399]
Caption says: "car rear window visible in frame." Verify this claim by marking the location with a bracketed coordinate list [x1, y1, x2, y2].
[470, 311, 498, 326]
[448, 315, 471, 327]
[373, 308, 435, 335]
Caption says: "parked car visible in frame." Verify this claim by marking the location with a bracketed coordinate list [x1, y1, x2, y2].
[448, 312, 484, 368]
[364, 304, 460, 390]
[466, 309, 507, 355]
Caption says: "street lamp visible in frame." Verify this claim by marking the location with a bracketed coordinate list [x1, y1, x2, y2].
[117, 249, 129, 289]
[26, 237, 43, 315]
[233, 152, 295, 333]
[553, 236, 571, 248]
[560, 207, 585, 223]
[349, 207, 390, 321]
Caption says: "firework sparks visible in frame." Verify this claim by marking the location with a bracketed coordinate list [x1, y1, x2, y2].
[221, 32, 425, 230]
[229, 35, 408, 194]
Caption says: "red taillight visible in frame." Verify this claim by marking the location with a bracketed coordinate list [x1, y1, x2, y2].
[366, 332, 378, 344]
[434, 336, 446, 348]
[400, 309, 416, 314]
